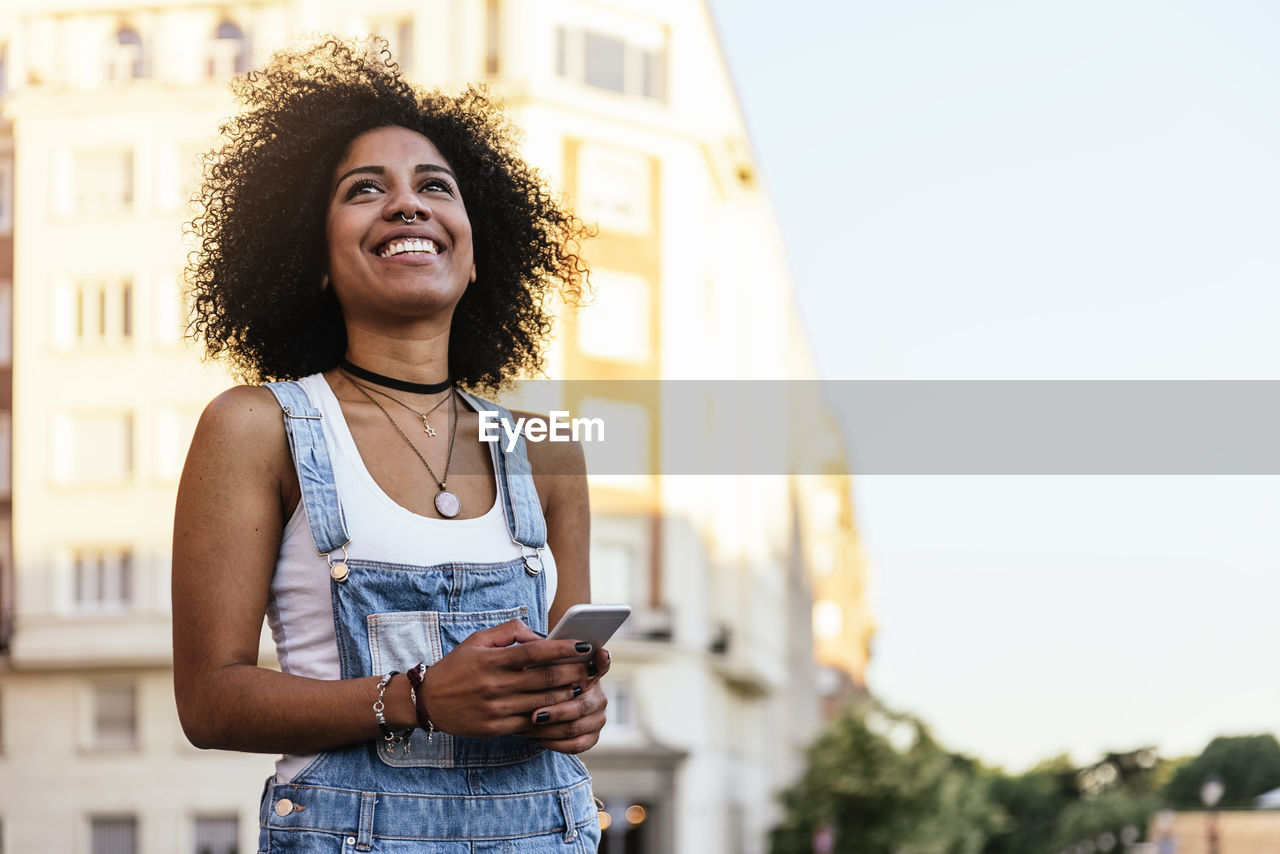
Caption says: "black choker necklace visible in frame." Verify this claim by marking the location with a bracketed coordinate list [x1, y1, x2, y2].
[338, 358, 452, 395]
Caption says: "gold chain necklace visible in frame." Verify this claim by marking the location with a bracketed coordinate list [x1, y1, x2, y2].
[344, 372, 462, 518]
[354, 380, 452, 437]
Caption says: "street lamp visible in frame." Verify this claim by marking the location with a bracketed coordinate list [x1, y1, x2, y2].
[1200, 774, 1225, 854]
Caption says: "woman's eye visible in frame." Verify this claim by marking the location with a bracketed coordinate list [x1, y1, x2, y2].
[421, 178, 455, 195]
[344, 179, 381, 199]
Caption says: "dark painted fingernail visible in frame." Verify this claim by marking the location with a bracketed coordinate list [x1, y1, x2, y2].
[573, 685, 584, 697]
[535, 712, 551, 724]
[574, 642, 592, 654]
[531, 629, 547, 638]
[605, 650, 611, 667]
[587, 663, 599, 678]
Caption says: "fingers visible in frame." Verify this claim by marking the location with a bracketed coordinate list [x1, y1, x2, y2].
[501, 636, 597, 670]
[509, 661, 592, 693]
[467, 621, 605, 672]
[431, 684, 588, 737]
[587, 647, 611, 682]
[421, 624, 604, 739]
[528, 682, 606, 731]
[531, 727, 604, 755]
[528, 683, 608, 754]
[466, 618, 545, 648]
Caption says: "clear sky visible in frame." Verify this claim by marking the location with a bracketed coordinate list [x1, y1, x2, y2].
[707, 0, 1280, 770]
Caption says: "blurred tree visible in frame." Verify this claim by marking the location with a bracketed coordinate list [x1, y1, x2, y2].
[1162, 734, 1280, 808]
[1151, 754, 1191, 795]
[1050, 788, 1161, 852]
[982, 756, 1075, 854]
[770, 702, 1006, 854]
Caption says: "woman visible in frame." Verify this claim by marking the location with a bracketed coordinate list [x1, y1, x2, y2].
[173, 37, 606, 852]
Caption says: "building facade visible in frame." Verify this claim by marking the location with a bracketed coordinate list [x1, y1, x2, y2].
[0, 2, 873, 852]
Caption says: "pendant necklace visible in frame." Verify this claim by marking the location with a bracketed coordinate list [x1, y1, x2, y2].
[345, 373, 462, 518]
[347, 377, 452, 437]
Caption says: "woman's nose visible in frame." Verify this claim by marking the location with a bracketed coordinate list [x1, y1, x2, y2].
[384, 184, 430, 222]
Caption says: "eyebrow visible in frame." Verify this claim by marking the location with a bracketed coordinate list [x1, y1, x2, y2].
[333, 163, 458, 191]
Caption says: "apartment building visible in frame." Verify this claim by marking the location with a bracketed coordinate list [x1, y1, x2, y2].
[0, 3, 873, 852]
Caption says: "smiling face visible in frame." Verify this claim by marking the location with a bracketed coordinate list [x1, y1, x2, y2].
[325, 125, 476, 326]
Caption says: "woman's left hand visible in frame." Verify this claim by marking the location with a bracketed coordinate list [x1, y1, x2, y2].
[525, 647, 611, 754]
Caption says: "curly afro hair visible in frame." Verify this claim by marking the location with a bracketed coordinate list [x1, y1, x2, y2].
[187, 36, 589, 390]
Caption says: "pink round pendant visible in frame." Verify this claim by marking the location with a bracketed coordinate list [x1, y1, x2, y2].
[434, 490, 461, 518]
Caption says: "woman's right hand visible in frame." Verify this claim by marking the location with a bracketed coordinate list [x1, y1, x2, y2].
[419, 619, 595, 738]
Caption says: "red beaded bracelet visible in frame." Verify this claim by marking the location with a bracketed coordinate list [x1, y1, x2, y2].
[405, 662, 437, 742]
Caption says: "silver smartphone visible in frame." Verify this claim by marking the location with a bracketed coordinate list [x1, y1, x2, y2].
[544, 603, 632, 664]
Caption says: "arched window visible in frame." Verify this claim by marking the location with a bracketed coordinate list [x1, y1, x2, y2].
[207, 20, 249, 76]
[108, 24, 146, 81]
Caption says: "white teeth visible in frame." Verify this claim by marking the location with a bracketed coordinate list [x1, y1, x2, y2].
[379, 237, 439, 257]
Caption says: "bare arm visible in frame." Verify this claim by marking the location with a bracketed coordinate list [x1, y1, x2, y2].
[172, 388, 592, 753]
[536, 436, 592, 629]
[526, 434, 612, 753]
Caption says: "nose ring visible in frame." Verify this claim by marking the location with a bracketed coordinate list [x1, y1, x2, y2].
[399, 212, 417, 224]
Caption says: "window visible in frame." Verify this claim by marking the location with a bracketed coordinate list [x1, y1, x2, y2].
[51, 279, 133, 349]
[601, 678, 635, 739]
[72, 149, 133, 213]
[107, 26, 146, 81]
[813, 599, 843, 640]
[556, 25, 666, 101]
[91, 686, 137, 749]
[591, 540, 638, 607]
[581, 398, 650, 489]
[71, 547, 134, 611]
[90, 816, 137, 854]
[158, 142, 209, 212]
[584, 32, 625, 93]
[50, 411, 133, 484]
[576, 271, 651, 362]
[0, 159, 11, 233]
[193, 816, 238, 854]
[590, 515, 655, 621]
[484, 0, 501, 75]
[154, 408, 200, 480]
[206, 20, 249, 77]
[0, 280, 11, 363]
[597, 798, 654, 852]
[0, 412, 10, 498]
[153, 272, 188, 343]
[576, 144, 651, 235]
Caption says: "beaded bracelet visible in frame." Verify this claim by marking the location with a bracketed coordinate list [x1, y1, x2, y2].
[405, 662, 437, 743]
[373, 671, 415, 756]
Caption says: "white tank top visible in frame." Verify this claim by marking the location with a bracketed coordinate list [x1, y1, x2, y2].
[265, 373, 558, 781]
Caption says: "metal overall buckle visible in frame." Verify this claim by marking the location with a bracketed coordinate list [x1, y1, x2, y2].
[522, 545, 545, 577]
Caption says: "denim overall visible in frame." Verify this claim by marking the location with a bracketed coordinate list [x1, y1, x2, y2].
[257, 381, 600, 853]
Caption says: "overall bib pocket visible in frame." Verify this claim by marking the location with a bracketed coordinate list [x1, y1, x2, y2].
[367, 606, 543, 768]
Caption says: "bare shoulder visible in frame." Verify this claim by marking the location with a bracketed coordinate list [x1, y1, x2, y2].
[199, 384, 286, 434]
[182, 385, 293, 501]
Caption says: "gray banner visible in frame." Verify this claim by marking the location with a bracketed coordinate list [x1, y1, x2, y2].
[487, 381, 1280, 475]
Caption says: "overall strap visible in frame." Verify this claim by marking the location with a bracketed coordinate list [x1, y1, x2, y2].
[457, 390, 548, 550]
[265, 381, 351, 558]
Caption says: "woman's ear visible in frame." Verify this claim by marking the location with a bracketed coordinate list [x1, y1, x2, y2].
[320, 272, 330, 290]
[470, 264, 477, 284]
